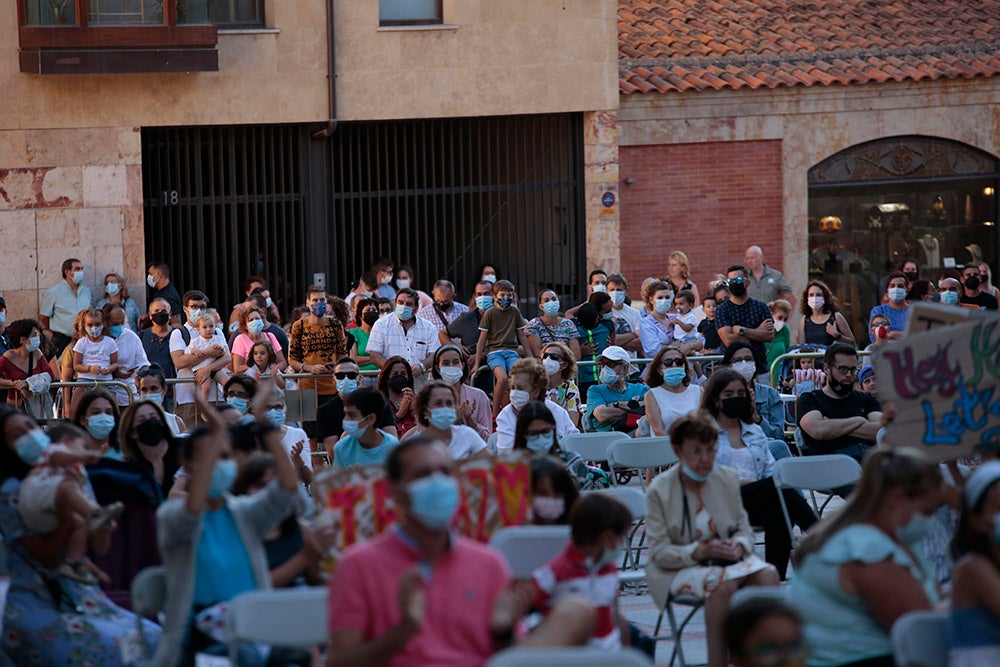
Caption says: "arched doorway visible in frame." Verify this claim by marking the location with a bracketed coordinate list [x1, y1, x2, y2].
[807, 136, 999, 342]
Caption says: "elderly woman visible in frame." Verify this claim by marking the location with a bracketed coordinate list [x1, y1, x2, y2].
[96, 272, 141, 331]
[789, 448, 943, 667]
[541, 340, 582, 429]
[525, 289, 581, 359]
[797, 280, 855, 347]
[645, 411, 779, 667]
[0, 408, 161, 663]
[495, 357, 579, 453]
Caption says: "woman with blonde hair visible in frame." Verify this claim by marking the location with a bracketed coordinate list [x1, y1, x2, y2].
[667, 250, 699, 303]
[95, 272, 140, 332]
[540, 340, 581, 428]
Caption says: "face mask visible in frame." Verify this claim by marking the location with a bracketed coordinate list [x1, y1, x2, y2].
[215, 325, 224, 336]
[664, 367, 686, 387]
[497, 297, 513, 309]
[106, 282, 121, 296]
[594, 543, 623, 569]
[146, 274, 157, 288]
[381, 274, 393, 285]
[247, 319, 265, 335]
[362, 311, 379, 326]
[145, 392, 164, 405]
[807, 295, 825, 311]
[86, 325, 103, 338]
[532, 495, 565, 520]
[773, 319, 785, 332]
[135, 419, 166, 446]
[602, 312, 614, 321]
[266, 408, 286, 428]
[542, 300, 560, 317]
[965, 275, 981, 291]
[407, 473, 460, 530]
[525, 432, 554, 454]
[311, 301, 328, 317]
[187, 308, 204, 324]
[509, 389, 531, 410]
[599, 366, 620, 386]
[436, 301, 453, 312]
[896, 511, 932, 544]
[86, 413, 116, 440]
[475, 296, 494, 311]
[395, 305, 414, 321]
[227, 396, 249, 414]
[26, 336, 41, 352]
[429, 407, 457, 430]
[682, 463, 712, 483]
[828, 377, 854, 397]
[654, 297, 673, 314]
[361, 290, 374, 298]
[15, 429, 50, 465]
[342, 418, 367, 437]
[591, 284, 607, 293]
[265, 297, 273, 308]
[388, 374, 410, 393]
[732, 360, 757, 381]
[903, 271, 919, 283]
[208, 459, 238, 498]
[439, 366, 464, 385]
[482, 274, 497, 284]
[888, 287, 907, 303]
[0, 312, 6, 326]
[151, 311, 170, 326]
[396, 278, 411, 290]
[542, 357, 561, 376]
[720, 395, 754, 422]
[873, 325, 889, 340]
[941, 291, 960, 305]
[336, 378, 358, 396]
[72, 270, 84, 285]
[609, 290, 626, 307]
[108, 325, 125, 338]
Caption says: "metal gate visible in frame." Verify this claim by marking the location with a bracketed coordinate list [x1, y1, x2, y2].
[326, 113, 586, 304]
[142, 125, 312, 321]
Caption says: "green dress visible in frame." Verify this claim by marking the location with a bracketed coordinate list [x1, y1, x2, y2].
[348, 326, 378, 371]
[766, 323, 791, 385]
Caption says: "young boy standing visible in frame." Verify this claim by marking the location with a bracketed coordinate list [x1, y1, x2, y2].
[472, 280, 530, 416]
[332, 387, 399, 469]
[698, 296, 723, 353]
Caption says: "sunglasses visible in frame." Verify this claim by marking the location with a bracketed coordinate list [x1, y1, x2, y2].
[662, 358, 685, 367]
[136, 368, 161, 378]
[542, 353, 562, 361]
[334, 372, 360, 380]
[727, 277, 746, 286]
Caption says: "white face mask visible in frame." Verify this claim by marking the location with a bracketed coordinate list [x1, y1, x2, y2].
[509, 389, 531, 410]
[807, 295, 825, 311]
[542, 357, 561, 376]
[773, 319, 785, 332]
[439, 366, 464, 385]
[732, 360, 757, 381]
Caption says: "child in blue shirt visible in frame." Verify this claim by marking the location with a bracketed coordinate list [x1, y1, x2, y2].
[333, 387, 400, 469]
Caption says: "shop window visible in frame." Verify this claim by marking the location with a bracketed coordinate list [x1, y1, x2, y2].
[379, 0, 442, 25]
[808, 136, 999, 341]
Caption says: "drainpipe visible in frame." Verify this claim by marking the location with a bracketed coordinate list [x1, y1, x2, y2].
[312, 0, 337, 139]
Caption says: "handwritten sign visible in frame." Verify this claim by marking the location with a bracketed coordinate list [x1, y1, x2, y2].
[905, 301, 990, 335]
[875, 314, 1000, 460]
[311, 453, 533, 561]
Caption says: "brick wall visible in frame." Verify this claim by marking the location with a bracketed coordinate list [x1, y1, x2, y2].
[618, 139, 783, 300]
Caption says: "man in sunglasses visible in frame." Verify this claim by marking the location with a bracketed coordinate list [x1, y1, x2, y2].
[796, 343, 882, 463]
[317, 357, 398, 458]
[716, 265, 774, 383]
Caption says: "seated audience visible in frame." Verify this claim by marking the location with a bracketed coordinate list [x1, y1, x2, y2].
[541, 340, 583, 429]
[585, 345, 648, 433]
[496, 358, 579, 452]
[529, 456, 580, 526]
[725, 597, 806, 667]
[513, 401, 607, 490]
[405, 381, 489, 460]
[331, 387, 399, 469]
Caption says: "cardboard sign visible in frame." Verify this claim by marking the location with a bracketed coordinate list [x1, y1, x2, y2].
[874, 314, 1000, 461]
[311, 453, 533, 563]
[905, 301, 990, 335]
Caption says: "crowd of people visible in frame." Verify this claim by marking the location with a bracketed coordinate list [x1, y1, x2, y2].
[1, 247, 999, 667]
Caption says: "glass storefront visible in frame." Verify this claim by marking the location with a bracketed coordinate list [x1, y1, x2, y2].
[808, 136, 999, 342]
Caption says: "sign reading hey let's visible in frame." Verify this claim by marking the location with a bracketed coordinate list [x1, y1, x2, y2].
[311, 452, 533, 564]
[875, 308, 1000, 461]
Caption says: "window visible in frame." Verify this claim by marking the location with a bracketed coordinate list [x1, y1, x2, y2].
[379, 0, 442, 26]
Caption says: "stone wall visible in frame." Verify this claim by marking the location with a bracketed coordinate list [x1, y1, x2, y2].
[0, 127, 143, 320]
[584, 110, 620, 276]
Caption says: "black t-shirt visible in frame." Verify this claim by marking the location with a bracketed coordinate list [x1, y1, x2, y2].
[697, 318, 722, 351]
[151, 283, 183, 321]
[796, 389, 882, 455]
[444, 309, 483, 349]
[316, 393, 397, 441]
[715, 297, 772, 374]
[960, 291, 999, 310]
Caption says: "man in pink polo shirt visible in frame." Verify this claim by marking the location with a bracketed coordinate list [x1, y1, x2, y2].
[327, 437, 595, 666]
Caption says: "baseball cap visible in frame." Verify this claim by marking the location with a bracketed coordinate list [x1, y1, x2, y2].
[598, 346, 631, 364]
[858, 366, 875, 384]
[964, 461, 1000, 508]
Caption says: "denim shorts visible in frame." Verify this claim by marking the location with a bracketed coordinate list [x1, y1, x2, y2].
[487, 349, 520, 373]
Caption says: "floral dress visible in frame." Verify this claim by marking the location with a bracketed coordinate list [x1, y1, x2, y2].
[1, 476, 161, 665]
[525, 317, 579, 346]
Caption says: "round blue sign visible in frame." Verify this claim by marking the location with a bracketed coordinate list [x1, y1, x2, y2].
[601, 192, 616, 208]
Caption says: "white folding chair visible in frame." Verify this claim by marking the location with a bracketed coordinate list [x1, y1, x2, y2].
[772, 455, 861, 546]
[488, 525, 570, 579]
[891, 610, 949, 667]
[590, 486, 647, 569]
[729, 584, 786, 608]
[130, 566, 166, 653]
[226, 587, 328, 662]
[607, 437, 678, 491]
[561, 432, 629, 465]
[488, 647, 653, 666]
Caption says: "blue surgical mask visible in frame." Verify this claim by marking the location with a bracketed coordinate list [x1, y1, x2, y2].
[108, 325, 125, 338]
[664, 367, 686, 386]
[475, 296, 494, 312]
[888, 287, 907, 303]
[208, 459, 238, 498]
[940, 291, 959, 306]
[146, 274, 157, 288]
[85, 413, 116, 440]
[342, 418, 367, 437]
[599, 366, 620, 386]
[311, 301, 328, 317]
[896, 512, 932, 544]
[265, 297, 273, 308]
[407, 473, 460, 530]
[72, 270, 84, 285]
[247, 319, 265, 335]
[15, 429, 50, 465]
[497, 297, 513, 309]
[105, 282, 121, 296]
[26, 336, 40, 352]
[655, 297, 673, 314]
[682, 464, 713, 483]
[0, 312, 6, 326]
[525, 432, 553, 454]
[609, 290, 626, 307]
[145, 392, 164, 406]
[187, 308, 204, 324]
[266, 408, 286, 428]
[336, 378, 358, 396]
[429, 407, 457, 430]
[395, 305, 414, 321]
[396, 278, 411, 290]
[439, 366, 464, 385]
[227, 396, 249, 414]
[542, 300, 560, 317]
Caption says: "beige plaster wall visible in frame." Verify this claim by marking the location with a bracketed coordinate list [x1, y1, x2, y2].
[617, 76, 1000, 294]
[335, 0, 619, 121]
[584, 110, 620, 275]
[0, 0, 329, 129]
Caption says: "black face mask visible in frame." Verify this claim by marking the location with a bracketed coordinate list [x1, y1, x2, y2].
[362, 311, 379, 326]
[965, 275, 981, 290]
[903, 271, 918, 283]
[151, 312, 170, 326]
[720, 395, 754, 422]
[388, 375, 410, 393]
[436, 301, 453, 311]
[729, 282, 747, 297]
[135, 419, 166, 446]
[828, 378, 854, 397]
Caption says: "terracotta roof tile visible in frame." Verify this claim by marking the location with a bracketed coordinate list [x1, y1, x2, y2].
[620, 0, 1000, 94]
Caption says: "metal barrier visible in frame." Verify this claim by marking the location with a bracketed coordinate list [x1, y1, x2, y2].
[41, 379, 137, 421]
[767, 349, 873, 384]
